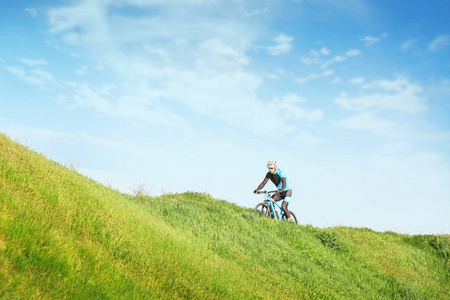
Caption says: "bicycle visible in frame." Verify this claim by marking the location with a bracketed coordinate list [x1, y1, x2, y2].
[253, 190, 298, 224]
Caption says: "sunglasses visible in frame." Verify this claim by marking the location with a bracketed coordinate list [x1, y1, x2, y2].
[268, 167, 276, 170]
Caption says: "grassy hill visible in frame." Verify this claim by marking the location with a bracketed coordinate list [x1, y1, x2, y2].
[0, 133, 449, 299]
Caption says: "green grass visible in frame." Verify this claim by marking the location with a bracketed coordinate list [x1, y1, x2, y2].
[1, 133, 449, 299]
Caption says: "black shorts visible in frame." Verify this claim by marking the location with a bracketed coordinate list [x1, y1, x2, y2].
[272, 189, 292, 201]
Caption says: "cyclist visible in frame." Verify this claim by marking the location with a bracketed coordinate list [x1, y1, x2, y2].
[254, 160, 293, 221]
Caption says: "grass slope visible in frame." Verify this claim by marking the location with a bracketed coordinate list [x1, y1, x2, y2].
[0, 133, 449, 299]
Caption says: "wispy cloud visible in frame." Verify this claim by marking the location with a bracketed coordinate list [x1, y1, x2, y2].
[295, 70, 334, 84]
[44, 1, 323, 137]
[345, 49, 362, 57]
[428, 34, 450, 52]
[295, 74, 320, 84]
[270, 93, 323, 122]
[301, 47, 330, 65]
[20, 58, 48, 66]
[6, 65, 56, 90]
[401, 39, 417, 52]
[332, 77, 341, 84]
[323, 70, 334, 77]
[360, 33, 387, 46]
[267, 33, 294, 56]
[240, 3, 269, 17]
[349, 77, 365, 84]
[59, 81, 187, 131]
[25, 8, 37, 16]
[301, 47, 362, 69]
[335, 76, 426, 114]
[334, 77, 426, 135]
[297, 46, 361, 83]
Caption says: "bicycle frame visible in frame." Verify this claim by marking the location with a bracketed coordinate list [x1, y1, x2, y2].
[254, 190, 298, 224]
[261, 191, 288, 220]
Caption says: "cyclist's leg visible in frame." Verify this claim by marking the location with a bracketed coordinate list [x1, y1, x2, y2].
[282, 190, 292, 220]
[271, 193, 280, 201]
[270, 193, 281, 218]
[281, 200, 290, 219]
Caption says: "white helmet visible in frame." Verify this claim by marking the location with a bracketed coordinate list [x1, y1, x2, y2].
[267, 160, 277, 169]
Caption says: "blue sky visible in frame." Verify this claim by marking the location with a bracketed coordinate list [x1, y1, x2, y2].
[1, 0, 449, 235]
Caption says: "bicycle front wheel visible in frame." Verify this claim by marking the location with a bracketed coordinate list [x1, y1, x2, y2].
[254, 203, 269, 217]
[282, 210, 298, 224]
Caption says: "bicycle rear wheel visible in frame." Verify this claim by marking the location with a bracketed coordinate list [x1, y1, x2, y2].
[282, 210, 298, 224]
[254, 203, 269, 217]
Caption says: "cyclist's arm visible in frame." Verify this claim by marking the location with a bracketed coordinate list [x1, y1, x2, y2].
[281, 177, 287, 190]
[256, 178, 269, 191]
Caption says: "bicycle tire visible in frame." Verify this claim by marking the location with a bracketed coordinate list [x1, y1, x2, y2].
[254, 202, 269, 217]
[282, 210, 298, 224]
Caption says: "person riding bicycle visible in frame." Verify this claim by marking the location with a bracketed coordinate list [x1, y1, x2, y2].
[254, 160, 293, 221]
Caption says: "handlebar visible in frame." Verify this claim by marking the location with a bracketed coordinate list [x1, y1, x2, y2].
[255, 190, 278, 194]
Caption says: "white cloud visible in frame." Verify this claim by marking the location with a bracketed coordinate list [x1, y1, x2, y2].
[310, 49, 320, 57]
[302, 47, 362, 69]
[268, 33, 294, 56]
[75, 65, 88, 75]
[334, 77, 427, 137]
[332, 77, 341, 84]
[47, 0, 256, 59]
[349, 77, 364, 84]
[199, 38, 249, 67]
[345, 49, 362, 57]
[20, 58, 47, 66]
[6, 66, 56, 90]
[239, 3, 269, 17]
[271, 93, 323, 122]
[320, 47, 330, 55]
[301, 46, 330, 66]
[335, 77, 426, 114]
[295, 74, 320, 83]
[44, 1, 326, 137]
[61, 82, 186, 130]
[428, 34, 450, 52]
[360, 33, 387, 46]
[401, 39, 417, 52]
[300, 56, 321, 65]
[361, 36, 380, 46]
[333, 55, 346, 62]
[31, 69, 55, 82]
[295, 69, 334, 83]
[164, 69, 322, 134]
[25, 8, 37, 16]
[323, 70, 334, 77]
[280, 93, 308, 104]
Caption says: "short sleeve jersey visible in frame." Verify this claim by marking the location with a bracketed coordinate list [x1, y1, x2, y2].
[265, 169, 292, 191]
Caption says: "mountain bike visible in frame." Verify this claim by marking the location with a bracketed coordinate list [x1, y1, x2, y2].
[253, 190, 298, 224]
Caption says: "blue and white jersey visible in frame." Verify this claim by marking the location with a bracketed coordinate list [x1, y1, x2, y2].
[265, 169, 292, 191]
